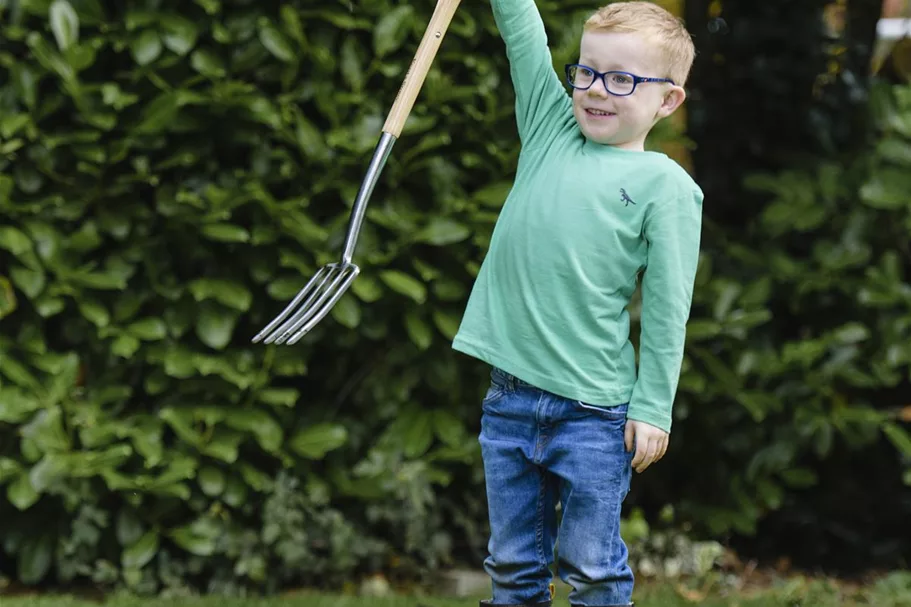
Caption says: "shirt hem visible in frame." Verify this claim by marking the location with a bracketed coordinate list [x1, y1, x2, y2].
[452, 335, 633, 407]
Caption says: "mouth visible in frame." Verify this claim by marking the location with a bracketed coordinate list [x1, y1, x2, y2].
[585, 108, 616, 118]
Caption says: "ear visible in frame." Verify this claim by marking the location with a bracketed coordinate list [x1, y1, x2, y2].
[656, 85, 686, 119]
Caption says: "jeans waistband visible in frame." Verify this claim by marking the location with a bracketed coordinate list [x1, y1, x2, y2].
[492, 367, 536, 391]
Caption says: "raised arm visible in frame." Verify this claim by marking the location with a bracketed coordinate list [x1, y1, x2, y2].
[489, 0, 570, 144]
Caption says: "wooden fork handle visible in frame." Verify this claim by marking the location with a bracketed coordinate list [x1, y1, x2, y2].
[382, 0, 462, 138]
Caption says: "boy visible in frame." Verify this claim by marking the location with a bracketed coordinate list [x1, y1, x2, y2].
[451, 1, 702, 606]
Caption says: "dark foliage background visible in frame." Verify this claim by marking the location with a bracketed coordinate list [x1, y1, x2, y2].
[0, 0, 908, 595]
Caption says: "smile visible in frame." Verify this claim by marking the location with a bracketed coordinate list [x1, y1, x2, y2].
[586, 109, 616, 118]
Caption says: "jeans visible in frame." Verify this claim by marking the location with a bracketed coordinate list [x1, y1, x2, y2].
[478, 368, 635, 606]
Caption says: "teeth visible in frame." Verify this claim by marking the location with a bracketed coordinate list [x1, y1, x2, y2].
[589, 109, 611, 116]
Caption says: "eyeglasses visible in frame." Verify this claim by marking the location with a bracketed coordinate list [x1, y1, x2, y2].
[564, 64, 675, 96]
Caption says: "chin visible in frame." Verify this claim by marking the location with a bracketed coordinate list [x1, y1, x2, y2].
[582, 127, 620, 145]
[574, 114, 618, 142]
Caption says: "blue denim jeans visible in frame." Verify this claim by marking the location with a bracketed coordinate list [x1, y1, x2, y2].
[478, 368, 635, 606]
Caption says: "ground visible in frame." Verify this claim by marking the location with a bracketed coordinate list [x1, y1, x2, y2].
[3, 572, 911, 607]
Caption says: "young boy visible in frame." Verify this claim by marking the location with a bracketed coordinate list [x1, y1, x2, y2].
[451, 1, 701, 606]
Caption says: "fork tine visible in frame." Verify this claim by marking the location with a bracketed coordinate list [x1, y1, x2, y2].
[284, 266, 360, 345]
[256, 266, 334, 344]
[251, 266, 331, 343]
[272, 266, 353, 345]
[262, 266, 339, 344]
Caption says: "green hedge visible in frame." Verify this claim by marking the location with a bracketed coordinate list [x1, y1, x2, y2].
[0, 0, 620, 594]
[679, 0, 910, 572]
[0, 0, 909, 595]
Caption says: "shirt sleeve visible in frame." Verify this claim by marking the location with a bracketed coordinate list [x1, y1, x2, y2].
[627, 189, 704, 433]
[489, 0, 571, 145]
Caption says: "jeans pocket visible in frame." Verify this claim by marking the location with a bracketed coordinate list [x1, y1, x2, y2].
[481, 369, 510, 409]
[482, 385, 506, 407]
[572, 400, 629, 420]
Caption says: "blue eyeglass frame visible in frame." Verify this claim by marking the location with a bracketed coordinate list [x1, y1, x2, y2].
[564, 63, 675, 96]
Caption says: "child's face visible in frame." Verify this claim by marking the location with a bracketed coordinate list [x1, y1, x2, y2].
[571, 31, 685, 151]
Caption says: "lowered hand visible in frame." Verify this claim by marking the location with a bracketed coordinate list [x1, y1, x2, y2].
[625, 419, 668, 473]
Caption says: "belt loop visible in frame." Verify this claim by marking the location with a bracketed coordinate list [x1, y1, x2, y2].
[507, 373, 516, 391]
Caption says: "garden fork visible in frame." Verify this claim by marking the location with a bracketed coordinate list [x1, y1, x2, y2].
[253, 0, 463, 346]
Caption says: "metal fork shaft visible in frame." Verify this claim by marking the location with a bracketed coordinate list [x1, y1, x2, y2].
[340, 132, 397, 265]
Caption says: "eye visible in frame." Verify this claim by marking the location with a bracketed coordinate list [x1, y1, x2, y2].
[610, 73, 633, 85]
[580, 67, 595, 78]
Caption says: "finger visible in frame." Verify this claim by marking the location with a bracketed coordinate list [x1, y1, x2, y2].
[631, 435, 645, 468]
[632, 435, 651, 470]
[656, 436, 669, 462]
[625, 421, 635, 453]
[636, 440, 660, 473]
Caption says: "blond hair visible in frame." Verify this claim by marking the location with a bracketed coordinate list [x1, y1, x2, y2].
[584, 1, 696, 86]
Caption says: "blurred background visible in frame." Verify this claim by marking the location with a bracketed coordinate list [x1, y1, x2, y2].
[1, 0, 910, 604]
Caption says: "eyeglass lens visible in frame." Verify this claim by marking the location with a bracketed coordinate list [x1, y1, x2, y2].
[568, 66, 635, 95]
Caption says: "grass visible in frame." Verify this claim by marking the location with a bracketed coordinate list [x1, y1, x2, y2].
[2, 573, 910, 607]
[0, 590, 728, 607]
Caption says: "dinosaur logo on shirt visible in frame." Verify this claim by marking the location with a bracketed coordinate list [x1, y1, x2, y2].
[620, 188, 636, 207]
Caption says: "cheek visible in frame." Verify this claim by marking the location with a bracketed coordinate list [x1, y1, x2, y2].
[611, 99, 633, 116]
[629, 92, 664, 116]
[616, 99, 649, 121]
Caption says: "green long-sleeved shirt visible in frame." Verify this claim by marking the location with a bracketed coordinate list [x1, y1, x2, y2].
[452, 0, 703, 432]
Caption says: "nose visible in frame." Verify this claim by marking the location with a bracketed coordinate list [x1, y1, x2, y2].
[587, 76, 610, 97]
